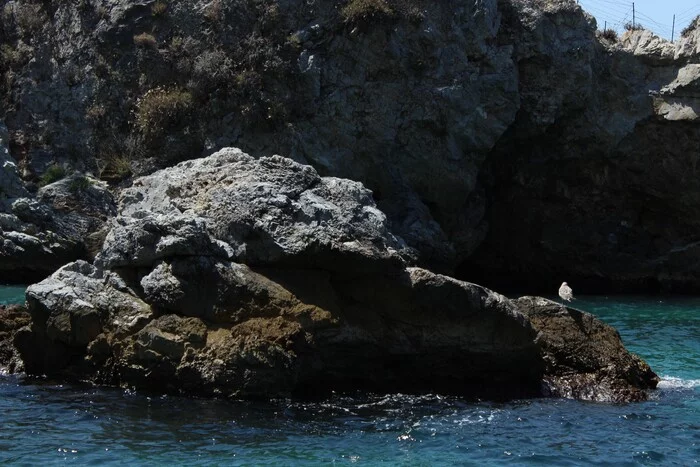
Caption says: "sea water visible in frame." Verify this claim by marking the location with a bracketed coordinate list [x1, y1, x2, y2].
[0, 286, 26, 306]
[0, 290, 697, 465]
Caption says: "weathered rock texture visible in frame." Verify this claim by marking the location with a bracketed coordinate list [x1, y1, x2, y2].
[4, 0, 700, 293]
[0, 0, 698, 290]
[15, 149, 658, 401]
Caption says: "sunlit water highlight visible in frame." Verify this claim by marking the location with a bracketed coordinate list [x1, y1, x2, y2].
[1, 291, 698, 465]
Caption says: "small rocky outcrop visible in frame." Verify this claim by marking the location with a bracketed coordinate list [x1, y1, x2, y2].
[0, 305, 31, 374]
[515, 297, 659, 402]
[14, 149, 658, 402]
[0, 122, 116, 283]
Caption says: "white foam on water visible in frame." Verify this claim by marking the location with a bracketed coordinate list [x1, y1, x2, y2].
[657, 376, 700, 389]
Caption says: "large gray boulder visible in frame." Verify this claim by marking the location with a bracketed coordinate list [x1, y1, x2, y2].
[100, 148, 411, 274]
[16, 149, 658, 401]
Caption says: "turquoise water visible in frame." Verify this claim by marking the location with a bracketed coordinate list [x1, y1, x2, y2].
[0, 292, 698, 465]
[0, 285, 25, 306]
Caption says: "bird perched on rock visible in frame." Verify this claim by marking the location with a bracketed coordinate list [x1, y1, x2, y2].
[558, 282, 574, 306]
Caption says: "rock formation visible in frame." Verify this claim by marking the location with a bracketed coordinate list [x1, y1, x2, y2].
[14, 149, 658, 402]
[465, 17, 700, 293]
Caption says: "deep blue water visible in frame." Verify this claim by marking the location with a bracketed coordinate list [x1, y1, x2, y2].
[0, 290, 698, 465]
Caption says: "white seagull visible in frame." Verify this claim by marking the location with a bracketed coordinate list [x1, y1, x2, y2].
[558, 282, 574, 306]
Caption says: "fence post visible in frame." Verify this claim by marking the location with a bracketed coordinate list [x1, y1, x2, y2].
[672, 14, 675, 42]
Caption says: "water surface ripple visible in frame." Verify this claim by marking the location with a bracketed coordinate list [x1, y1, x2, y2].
[0, 294, 697, 465]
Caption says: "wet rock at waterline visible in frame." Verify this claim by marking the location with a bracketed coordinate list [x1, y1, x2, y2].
[516, 297, 660, 403]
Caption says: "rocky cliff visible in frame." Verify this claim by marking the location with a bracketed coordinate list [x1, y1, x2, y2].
[1, 0, 699, 290]
[466, 14, 700, 293]
[14, 148, 658, 401]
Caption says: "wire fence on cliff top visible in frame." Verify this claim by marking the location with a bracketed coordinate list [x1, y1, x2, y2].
[577, 0, 700, 41]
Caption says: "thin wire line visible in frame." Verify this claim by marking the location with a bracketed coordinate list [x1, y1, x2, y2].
[578, 0, 695, 39]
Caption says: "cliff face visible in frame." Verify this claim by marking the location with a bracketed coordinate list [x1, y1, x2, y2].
[465, 17, 700, 293]
[1, 0, 699, 290]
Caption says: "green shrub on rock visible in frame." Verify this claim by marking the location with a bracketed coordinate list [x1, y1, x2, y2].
[133, 32, 158, 49]
[342, 0, 394, 23]
[97, 153, 132, 182]
[39, 165, 66, 186]
[69, 176, 91, 194]
[134, 87, 193, 137]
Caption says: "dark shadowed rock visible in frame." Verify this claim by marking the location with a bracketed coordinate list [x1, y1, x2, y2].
[462, 16, 700, 293]
[515, 296, 659, 402]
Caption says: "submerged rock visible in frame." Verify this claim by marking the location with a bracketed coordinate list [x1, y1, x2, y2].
[14, 149, 658, 402]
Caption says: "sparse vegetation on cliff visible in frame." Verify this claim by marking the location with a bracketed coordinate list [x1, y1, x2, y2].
[39, 165, 66, 186]
[69, 176, 91, 194]
[341, 0, 424, 24]
[97, 152, 132, 183]
[600, 29, 618, 42]
[681, 15, 700, 37]
[134, 88, 193, 137]
[133, 32, 158, 49]
[151, 1, 167, 16]
[342, 0, 394, 22]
